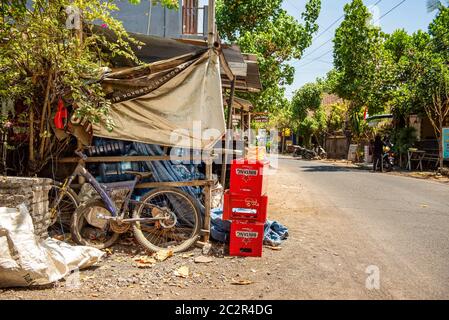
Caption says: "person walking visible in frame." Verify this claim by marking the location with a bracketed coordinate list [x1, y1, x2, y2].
[372, 134, 383, 172]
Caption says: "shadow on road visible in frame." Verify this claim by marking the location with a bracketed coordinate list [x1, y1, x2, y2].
[299, 165, 362, 173]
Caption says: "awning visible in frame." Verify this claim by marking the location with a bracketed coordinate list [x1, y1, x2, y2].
[91, 25, 262, 92]
[223, 97, 254, 113]
[365, 114, 393, 121]
[93, 49, 225, 150]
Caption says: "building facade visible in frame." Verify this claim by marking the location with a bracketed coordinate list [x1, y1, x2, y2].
[112, 0, 209, 39]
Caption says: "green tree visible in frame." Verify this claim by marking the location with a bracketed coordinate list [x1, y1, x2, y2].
[325, 102, 348, 134]
[412, 51, 449, 169]
[291, 82, 322, 120]
[0, 0, 174, 175]
[387, 6, 449, 169]
[333, 0, 387, 114]
[291, 82, 325, 147]
[427, 0, 449, 12]
[217, 0, 322, 113]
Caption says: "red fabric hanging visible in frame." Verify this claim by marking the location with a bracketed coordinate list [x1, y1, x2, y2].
[54, 98, 68, 130]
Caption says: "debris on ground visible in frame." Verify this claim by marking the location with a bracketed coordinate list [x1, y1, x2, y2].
[202, 243, 213, 255]
[134, 256, 156, 268]
[174, 266, 190, 278]
[265, 246, 282, 251]
[155, 250, 173, 262]
[194, 256, 214, 264]
[231, 279, 253, 285]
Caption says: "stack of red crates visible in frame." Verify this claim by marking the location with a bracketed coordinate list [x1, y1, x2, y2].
[223, 159, 269, 257]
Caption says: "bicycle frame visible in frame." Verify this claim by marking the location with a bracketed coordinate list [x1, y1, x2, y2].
[64, 163, 138, 217]
[51, 154, 170, 224]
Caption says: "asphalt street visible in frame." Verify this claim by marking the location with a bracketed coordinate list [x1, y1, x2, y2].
[276, 157, 449, 299]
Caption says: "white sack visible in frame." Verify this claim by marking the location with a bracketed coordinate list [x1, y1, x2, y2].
[0, 204, 104, 288]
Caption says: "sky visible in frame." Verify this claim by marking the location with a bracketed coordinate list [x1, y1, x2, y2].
[282, 0, 438, 99]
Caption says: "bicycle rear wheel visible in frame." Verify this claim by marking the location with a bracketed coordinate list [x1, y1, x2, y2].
[132, 188, 202, 253]
[71, 199, 120, 249]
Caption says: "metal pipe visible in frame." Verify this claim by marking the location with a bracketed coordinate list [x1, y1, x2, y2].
[146, 1, 153, 35]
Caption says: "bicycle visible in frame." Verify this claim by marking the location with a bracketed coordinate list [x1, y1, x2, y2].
[49, 150, 202, 252]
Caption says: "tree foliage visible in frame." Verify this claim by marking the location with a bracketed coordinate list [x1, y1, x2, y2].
[217, 0, 322, 113]
[0, 0, 173, 174]
[333, 0, 389, 115]
[329, 1, 449, 167]
[291, 82, 322, 120]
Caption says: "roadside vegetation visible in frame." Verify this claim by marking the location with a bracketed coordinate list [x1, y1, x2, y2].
[270, 0, 449, 170]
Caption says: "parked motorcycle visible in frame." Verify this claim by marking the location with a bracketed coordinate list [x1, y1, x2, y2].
[314, 145, 327, 160]
[293, 146, 316, 160]
[382, 139, 395, 172]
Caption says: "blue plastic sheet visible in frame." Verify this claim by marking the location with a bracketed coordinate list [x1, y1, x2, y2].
[89, 138, 206, 227]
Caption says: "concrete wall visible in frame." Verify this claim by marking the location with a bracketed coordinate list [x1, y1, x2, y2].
[0, 177, 52, 239]
[112, 0, 182, 37]
[325, 136, 348, 160]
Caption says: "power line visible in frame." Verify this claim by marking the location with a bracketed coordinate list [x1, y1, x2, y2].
[375, 0, 407, 23]
[301, 39, 332, 60]
[298, 49, 334, 68]
[303, 0, 384, 58]
[303, 0, 383, 58]
[296, 0, 406, 69]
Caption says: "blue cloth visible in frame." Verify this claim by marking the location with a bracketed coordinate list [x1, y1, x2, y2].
[264, 220, 289, 246]
[210, 208, 231, 243]
[210, 208, 289, 247]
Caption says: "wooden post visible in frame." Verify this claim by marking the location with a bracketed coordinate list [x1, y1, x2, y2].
[202, 156, 213, 243]
[207, 0, 215, 46]
[281, 130, 285, 154]
[240, 108, 244, 135]
[29, 107, 35, 163]
[221, 80, 236, 188]
[248, 112, 251, 146]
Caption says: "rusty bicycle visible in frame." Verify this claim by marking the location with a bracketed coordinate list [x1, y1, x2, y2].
[49, 150, 202, 252]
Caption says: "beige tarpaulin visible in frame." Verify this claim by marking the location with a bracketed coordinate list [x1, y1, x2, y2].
[93, 49, 225, 150]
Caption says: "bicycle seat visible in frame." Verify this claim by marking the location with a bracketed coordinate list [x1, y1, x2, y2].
[124, 171, 153, 179]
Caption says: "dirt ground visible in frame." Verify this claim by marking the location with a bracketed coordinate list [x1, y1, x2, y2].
[1, 157, 396, 300]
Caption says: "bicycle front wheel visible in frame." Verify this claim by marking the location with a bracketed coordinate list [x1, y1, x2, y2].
[48, 182, 80, 239]
[132, 188, 202, 253]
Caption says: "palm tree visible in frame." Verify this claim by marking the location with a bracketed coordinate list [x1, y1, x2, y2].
[427, 0, 448, 12]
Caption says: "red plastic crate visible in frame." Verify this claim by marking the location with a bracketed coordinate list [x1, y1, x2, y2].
[223, 190, 268, 223]
[230, 159, 269, 197]
[229, 221, 264, 257]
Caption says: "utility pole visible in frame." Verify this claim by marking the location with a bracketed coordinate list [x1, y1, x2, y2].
[207, 0, 215, 46]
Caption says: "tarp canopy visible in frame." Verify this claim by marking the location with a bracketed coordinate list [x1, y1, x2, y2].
[93, 49, 225, 150]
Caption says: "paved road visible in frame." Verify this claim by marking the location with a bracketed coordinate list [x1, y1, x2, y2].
[275, 157, 449, 299]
